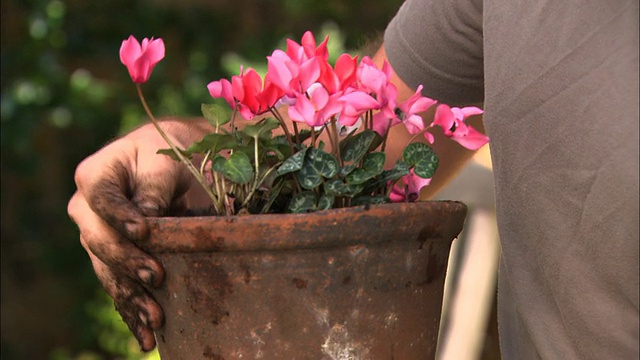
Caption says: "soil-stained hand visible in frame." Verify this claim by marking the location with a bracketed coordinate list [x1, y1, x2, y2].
[68, 120, 209, 351]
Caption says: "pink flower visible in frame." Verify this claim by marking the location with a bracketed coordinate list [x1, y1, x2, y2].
[286, 31, 329, 63]
[433, 104, 488, 150]
[119, 35, 165, 84]
[397, 85, 437, 135]
[266, 49, 320, 97]
[338, 90, 380, 126]
[288, 84, 342, 127]
[389, 170, 432, 202]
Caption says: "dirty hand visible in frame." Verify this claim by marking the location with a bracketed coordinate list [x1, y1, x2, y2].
[67, 119, 211, 351]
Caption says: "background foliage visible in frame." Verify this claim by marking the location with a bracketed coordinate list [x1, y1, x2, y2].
[0, 0, 403, 358]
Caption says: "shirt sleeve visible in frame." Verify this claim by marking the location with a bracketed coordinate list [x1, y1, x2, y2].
[384, 0, 485, 105]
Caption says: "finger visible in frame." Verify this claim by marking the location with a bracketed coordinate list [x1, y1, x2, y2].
[68, 192, 164, 287]
[74, 142, 150, 242]
[130, 144, 193, 217]
[82, 236, 163, 351]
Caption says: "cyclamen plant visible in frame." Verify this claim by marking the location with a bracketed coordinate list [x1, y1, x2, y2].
[119, 32, 488, 216]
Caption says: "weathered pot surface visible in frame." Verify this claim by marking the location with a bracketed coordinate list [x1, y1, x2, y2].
[142, 200, 467, 360]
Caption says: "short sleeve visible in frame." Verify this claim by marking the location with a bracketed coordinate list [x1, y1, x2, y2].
[384, 0, 485, 105]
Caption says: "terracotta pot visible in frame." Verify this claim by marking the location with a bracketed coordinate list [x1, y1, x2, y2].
[142, 200, 467, 360]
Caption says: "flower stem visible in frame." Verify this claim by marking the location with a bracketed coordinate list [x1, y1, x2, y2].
[270, 107, 295, 155]
[136, 84, 222, 213]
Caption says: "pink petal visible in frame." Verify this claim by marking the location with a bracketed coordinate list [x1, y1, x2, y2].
[267, 50, 295, 93]
[452, 126, 490, 150]
[309, 85, 329, 109]
[403, 114, 426, 135]
[288, 94, 316, 125]
[460, 106, 484, 118]
[433, 104, 455, 131]
[339, 91, 379, 112]
[207, 79, 234, 108]
[298, 57, 321, 92]
[409, 96, 437, 114]
[142, 38, 165, 65]
[119, 36, 142, 66]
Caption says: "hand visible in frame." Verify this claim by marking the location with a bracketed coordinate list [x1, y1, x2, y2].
[67, 119, 210, 351]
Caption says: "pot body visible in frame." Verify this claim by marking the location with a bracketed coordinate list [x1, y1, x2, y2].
[144, 201, 467, 360]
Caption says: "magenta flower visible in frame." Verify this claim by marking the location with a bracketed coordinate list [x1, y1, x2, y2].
[318, 53, 358, 94]
[209, 67, 284, 120]
[389, 170, 432, 202]
[433, 104, 489, 150]
[396, 85, 437, 137]
[232, 68, 284, 120]
[119, 35, 165, 84]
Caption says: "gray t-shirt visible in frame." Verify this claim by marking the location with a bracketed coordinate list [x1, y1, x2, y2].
[385, 0, 639, 358]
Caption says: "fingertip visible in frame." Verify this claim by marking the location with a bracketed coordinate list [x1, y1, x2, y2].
[138, 330, 158, 352]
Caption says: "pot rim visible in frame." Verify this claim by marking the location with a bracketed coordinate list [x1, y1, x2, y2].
[142, 200, 467, 253]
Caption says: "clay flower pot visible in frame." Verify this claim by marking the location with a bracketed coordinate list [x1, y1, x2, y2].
[142, 200, 467, 359]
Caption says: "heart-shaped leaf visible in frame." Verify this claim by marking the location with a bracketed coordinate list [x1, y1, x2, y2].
[212, 152, 254, 184]
[340, 130, 379, 163]
[242, 117, 280, 140]
[202, 103, 231, 128]
[276, 147, 309, 175]
[346, 152, 386, 184]
[317, 195, 334, 210]
[324, 179, 365, 197]
[287, 191, 318, 213]
[297, 148, 339, 190]
[402, 142, 439, 179]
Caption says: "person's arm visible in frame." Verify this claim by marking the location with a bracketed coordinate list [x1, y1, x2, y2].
[372, 45, 485, 199]
[67, 117, 213, 351]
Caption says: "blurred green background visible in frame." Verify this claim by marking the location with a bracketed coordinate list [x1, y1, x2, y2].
[0, 0, 404, 358]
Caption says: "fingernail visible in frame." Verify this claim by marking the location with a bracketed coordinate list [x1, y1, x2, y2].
[139, 311, 149, 327]
[137, 268, 155, 285]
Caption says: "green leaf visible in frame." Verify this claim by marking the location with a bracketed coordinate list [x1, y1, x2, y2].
[212, 152, 254, 184]
[402, 142, 439, 179]
[346, 152, 386, 184]
[297, 148, 340, 190]
[287, 191, 318, 213]
[186, 133, 237, 155]
[339, 164, 356, 177]
[242, 117, 280, 140]
[324, 179, 365, 197]
[276, 147, 309, 175]
[352, 195, 391, 206]
[340, 130, 378, 163]
[156, 147, 189, 161]
[317, 195, 334, 210]
[201, 103, 231, 128]
[361, 161, 410, 194]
